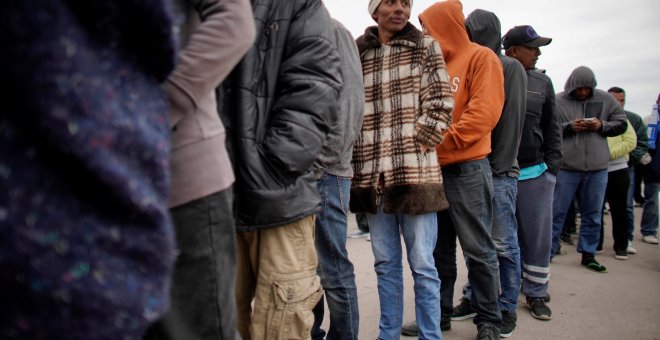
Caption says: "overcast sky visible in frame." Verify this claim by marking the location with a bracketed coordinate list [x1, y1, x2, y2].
[324, 0, 660, 118]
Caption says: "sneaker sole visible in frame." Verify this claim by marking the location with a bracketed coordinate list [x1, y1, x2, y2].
[614, 254, 628, 260]
[530, 311, 552, 321]
[450, 313, 476, 321]
[400, 329, 418, 337]
[500, 331, 513, 338]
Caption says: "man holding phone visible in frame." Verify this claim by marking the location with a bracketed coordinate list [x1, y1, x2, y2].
[551, 66, 627, 273]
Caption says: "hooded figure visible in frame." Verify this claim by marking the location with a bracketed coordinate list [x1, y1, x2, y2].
[459, 8, 527, 337]
[416, 0, 504, 336]
[556, 66, 627, 171]
[419, 0, 504, 166]
[465, 9, 526, 178]
[550, 65, 627, 274]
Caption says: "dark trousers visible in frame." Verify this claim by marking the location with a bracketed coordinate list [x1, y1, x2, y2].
[434, 159, 501, 326]
[600, 168, 631, 252]
[634, 165, 645, 204]
[144, 189, 239, 340]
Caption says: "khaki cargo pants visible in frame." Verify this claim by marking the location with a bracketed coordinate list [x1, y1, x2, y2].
[235, 215, 322, 340]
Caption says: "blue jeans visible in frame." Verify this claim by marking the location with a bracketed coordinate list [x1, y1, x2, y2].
[368, 206, 441, 340]
[641, 180, 660, 237]
[312, 173, 359, 340]
[145, 189, 238, 340]
[465, 175, 520, 313]
[435, 158, 501, 326]
[551, 170, 608, 257]
[626, 167, 636, 241]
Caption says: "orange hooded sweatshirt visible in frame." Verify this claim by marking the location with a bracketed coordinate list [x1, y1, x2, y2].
[419, 0, 504, 166]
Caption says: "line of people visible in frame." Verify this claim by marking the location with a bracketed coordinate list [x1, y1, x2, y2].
[2, 1, 659, 340]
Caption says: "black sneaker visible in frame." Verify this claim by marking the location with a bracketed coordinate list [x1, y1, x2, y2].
[499, 311, 517, 338]
[400, 321, 418, 337]
[560, 234, 574, 245]
[451, 298, 477, 320]
[400, 319, 451, 337]
[441, 317, 451, 331]
[526, 297, 552, 320]
[543, 293, 551, 303]
[476, 324, 500, 340]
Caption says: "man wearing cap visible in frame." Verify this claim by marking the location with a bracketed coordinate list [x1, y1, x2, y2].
[550, 64, 627, 273]
[351, 0, 454, 339]
[503, 25, 562, 323]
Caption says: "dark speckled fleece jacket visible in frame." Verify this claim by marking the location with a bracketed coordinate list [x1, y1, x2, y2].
[0, 1, 177, 339]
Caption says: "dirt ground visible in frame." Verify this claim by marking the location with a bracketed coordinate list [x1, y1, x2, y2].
[320, 209, 660, 340]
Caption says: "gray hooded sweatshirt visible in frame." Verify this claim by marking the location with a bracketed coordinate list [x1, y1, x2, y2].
[313, 19, 365, 177]
[556, 66, 626, 171]
[465, 9, 526, 178]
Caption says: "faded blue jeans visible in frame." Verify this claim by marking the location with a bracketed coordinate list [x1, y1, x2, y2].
[368, 205, 441, 340]
[435, 158, 501, 327]
[464, 175, 520, 314]
[312, 173, 359, 340]
[551, 169, 608, 257]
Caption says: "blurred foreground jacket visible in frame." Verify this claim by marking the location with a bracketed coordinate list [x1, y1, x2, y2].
[0, 1, 177, 338]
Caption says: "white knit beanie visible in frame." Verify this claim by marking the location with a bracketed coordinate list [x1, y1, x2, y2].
[368, 0, 413, 16]
[368, 0, 382, 15]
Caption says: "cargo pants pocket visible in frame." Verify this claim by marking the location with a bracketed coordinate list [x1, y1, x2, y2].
[266, 273, 323, 340]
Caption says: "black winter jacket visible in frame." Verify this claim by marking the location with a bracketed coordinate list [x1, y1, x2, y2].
[517, 69, 562, 175]
[218, 0, 342, 231]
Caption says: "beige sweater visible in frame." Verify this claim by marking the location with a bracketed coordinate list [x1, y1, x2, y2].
[164, 0, 255, 207]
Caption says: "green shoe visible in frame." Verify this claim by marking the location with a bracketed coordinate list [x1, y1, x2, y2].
[581, 258, 607, 273]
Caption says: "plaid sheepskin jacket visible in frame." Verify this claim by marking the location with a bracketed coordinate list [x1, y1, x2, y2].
[350, 23, 454, 215]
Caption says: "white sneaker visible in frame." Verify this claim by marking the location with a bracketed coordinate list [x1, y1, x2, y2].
[627, 241, 637, 254]
[348, 230, 369, 238]
[366, 233, 371, 241]
[642, 235, 659, 244]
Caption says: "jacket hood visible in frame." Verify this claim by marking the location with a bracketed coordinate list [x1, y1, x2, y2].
[356, 22, 423, 55]
[465, 9, 502, 55]
[419, 0, 470, 61]
[564, 65, 597, 96]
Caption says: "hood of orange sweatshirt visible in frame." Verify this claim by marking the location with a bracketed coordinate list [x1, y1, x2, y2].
[419, 0, 470, 62]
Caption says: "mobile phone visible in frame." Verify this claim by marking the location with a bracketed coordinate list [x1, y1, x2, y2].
[583, 117, 595, 121]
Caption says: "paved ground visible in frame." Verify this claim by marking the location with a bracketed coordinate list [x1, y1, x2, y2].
[319, 208, 660, 339]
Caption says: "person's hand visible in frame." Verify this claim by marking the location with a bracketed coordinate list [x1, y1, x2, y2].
[584, 118, 602, 132]
[420, 143, 433, 154]
[640, 152, 652, 165]
[571, 119, 589, 132]
[572, 118, 601, 132]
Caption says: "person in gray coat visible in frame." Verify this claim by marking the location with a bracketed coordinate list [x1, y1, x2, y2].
[551, 66, 626, 273]
[310, 19, 365, 340]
